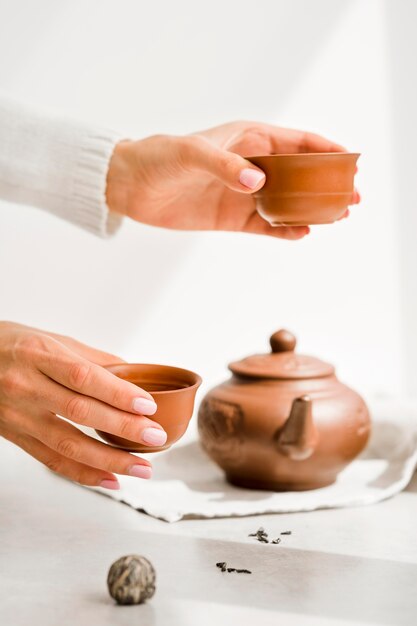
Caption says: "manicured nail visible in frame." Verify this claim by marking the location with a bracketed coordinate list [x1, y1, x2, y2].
[100, 479, 120, 490]
[133, 397, 157, 415]
[239, 168, 265, 189]
[129, 464, 153, 479]
[142, 427, 167, 447]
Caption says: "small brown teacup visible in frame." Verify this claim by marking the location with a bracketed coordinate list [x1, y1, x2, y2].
[96, 363, 202, 452]
[247, 152, 360, 226]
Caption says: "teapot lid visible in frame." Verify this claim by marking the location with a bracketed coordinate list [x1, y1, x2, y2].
[228, 329, 334, 380]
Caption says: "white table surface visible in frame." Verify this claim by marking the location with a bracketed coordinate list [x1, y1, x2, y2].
[1, 437, 417, 626]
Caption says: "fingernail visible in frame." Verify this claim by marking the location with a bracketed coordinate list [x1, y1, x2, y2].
[239, 168, 265, 189]
[133, 397, 157, 415]
[142, 427, 167, 447]
[129, 464, 153, 479]
[99, 479, 120, 490]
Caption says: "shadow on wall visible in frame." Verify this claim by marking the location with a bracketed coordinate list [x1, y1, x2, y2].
[0, 208, 197, 351]
[0, 0, 354, 352]
[384, 0, 417, 396]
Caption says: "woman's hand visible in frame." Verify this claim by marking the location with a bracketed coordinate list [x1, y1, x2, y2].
[106, 121, 360, 240]
[0, 322, 167, 489]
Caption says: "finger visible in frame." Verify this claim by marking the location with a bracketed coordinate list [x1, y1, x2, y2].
[258, 225, 310, 240]
[178, 135, 266, 193]
[12, 324, 126, 367]
[37, 375, 166, 446]
[3, 427, 121, 488]
[265, 125, 346, 154]
[242, 211, 310, 240]
[351, 189, 361, 204]
[25, 412, 153, 478]
[45, 332, 126, 367]
[35, 336, 157, 416]
[337, 208, 350, 221]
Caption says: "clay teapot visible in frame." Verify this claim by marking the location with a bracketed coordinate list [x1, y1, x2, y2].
[198, 329, 371, 491]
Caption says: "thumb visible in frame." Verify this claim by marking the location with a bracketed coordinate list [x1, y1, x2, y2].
[179, 135, 266, 193]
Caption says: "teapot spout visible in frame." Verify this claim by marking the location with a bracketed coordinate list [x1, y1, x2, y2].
[276, 396, 318, 461]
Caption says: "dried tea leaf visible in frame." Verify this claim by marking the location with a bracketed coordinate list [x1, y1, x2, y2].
[249, 527, 270, 543]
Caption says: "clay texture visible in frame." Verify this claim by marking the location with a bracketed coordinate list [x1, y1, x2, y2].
[198, 329, 371, 491]
[247, 152, 359, 226]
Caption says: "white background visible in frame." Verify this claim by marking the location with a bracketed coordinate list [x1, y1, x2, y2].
[0, 0, 415, 410]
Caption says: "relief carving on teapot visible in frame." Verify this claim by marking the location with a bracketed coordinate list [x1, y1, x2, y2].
[198, 397, 244, 467]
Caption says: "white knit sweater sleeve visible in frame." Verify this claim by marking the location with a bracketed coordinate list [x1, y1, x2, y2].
[0, 95, 123, 237]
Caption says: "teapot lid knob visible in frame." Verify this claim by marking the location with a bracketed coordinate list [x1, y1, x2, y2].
[270, 329, 297, 353]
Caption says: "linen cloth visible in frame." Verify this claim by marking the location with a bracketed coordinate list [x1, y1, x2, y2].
[90, 398, 417, 522]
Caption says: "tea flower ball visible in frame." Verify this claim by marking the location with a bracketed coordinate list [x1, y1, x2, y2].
[107, 555, 156, 605]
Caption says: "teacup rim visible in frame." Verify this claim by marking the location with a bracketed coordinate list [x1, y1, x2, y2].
[104, 362, 202, 395]
[247, 152, 360, 159]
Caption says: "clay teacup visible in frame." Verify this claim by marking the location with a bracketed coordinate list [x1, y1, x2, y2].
[95, 363, 202, 452]
[247, 152, 360, 226]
